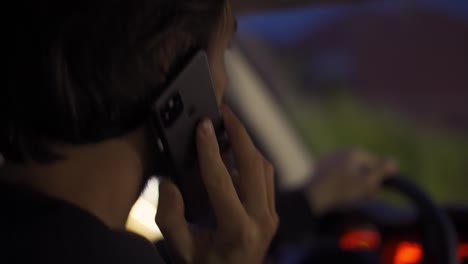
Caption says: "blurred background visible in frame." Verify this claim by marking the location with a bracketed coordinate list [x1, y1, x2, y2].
[127, 0, 468, 243]
[234, 0, 468, 204]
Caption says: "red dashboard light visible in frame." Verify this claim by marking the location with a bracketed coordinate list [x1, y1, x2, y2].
[384, 240, 467, 264]
[394, 242, 422, 264]
[343, 231, 467, 264]
[459, 243, 468, 261]
[339, 229, 381, 251]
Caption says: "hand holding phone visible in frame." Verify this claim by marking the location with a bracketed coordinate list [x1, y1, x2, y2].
[151, 51, 231, 225]
[156, 106, 278, 264]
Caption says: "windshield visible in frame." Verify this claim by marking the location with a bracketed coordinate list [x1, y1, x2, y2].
[236, 0, 468, 204]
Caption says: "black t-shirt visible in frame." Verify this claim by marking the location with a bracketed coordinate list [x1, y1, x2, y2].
[0, 182, 165, 264]
[0, 181, 316, 264]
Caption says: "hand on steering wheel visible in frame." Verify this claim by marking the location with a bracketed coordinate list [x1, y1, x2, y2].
[304, 148, 399, 214]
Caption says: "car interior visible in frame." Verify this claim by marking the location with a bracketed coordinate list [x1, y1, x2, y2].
[125, 1, 468, 263]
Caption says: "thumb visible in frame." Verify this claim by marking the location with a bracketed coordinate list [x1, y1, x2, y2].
[156, 180, 193, 262]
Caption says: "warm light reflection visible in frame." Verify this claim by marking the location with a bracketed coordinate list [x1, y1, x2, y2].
[459, 243, 468, 261]
[394, 242, 422, 264]
[339, 229, 381, 250]
[126, 178, 163, 241]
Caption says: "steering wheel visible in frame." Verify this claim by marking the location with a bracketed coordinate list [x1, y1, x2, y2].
[382, 175, 458, 264]
[298, 175, 458, 264]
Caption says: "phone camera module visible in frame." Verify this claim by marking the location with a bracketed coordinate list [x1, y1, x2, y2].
[161, 93, 184, 128]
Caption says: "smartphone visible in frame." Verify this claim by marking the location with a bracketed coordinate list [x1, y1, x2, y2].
[151, 51, 230, 226]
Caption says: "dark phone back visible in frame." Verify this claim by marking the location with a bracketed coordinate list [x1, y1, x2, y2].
[152, 51, 225, 225]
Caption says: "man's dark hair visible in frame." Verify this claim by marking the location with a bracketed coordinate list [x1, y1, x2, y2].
[1, 0, 226, 163]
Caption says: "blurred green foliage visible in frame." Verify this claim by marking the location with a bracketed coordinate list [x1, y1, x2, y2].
[289, 91, 468, 204]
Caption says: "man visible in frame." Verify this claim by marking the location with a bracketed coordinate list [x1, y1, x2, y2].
[0, 0, 397, 263]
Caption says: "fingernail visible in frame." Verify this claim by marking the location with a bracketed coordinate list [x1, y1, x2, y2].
[200, 119, 214, 137]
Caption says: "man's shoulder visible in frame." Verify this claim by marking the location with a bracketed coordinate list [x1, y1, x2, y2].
[0, 182, 165, 264]
[2, 207, 165, 264]
[58, 228, 165, 264]
[3, 228, 164, 264]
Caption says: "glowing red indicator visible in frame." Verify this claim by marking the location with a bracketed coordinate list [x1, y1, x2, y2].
[339, 229, 381, 250]
[459, 243, 468, 261]
[394, 242, 422, 264]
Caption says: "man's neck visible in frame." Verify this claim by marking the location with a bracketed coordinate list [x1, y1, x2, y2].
[1, 130, 147, 230]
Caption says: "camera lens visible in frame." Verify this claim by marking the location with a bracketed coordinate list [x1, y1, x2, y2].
[160, 93, 184, 128]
